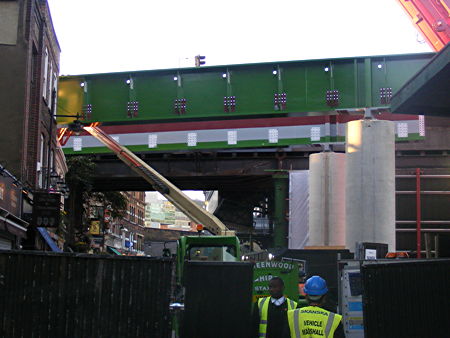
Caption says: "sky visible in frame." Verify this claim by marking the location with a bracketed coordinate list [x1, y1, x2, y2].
[47, 0, 431, 200]
[146, 191, 205, 202]
[47, 0, 431, 76]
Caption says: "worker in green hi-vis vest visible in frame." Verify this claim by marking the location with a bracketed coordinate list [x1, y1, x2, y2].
[287, 276, 345, 338]
[253, 277, 299, 338]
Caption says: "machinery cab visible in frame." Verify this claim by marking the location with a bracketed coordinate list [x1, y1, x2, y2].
[176, 235, 241, 284]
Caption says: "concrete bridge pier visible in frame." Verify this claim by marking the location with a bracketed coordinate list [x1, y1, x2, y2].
[345, 117, 396, 252]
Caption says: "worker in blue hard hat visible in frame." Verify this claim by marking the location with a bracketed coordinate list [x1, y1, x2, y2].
[287, 276, 345, 338]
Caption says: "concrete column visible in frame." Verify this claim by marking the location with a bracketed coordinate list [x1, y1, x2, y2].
[346, 118, 396, 252]
[273, 175, 288, 248]
[309, 152, 346, 247]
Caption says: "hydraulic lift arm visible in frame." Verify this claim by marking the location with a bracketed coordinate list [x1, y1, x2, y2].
[83, 125, 235, 236]
[397, 0, 450, 52]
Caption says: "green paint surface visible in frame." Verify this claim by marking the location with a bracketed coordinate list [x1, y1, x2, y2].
[253, 261, 299, 303]
[273, 176, 288, 248]
[58, 53, 433, 124]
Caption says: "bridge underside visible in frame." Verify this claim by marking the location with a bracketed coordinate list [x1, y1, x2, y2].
[92, 150, 307, 192]
[81, 118, 449, 250]
[91, 148, 449, 192]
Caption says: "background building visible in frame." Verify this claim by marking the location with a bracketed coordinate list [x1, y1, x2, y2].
[0, 0, 61, 189]
[105, 191, 146, 255]
[144, 192, 198, 232]
[0, 0, 62, 249]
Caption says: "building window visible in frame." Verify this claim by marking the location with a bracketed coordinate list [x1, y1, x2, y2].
[50, 149, 54, 173]
[52, 72, 58, 115]
[38, 134, 45, 188]
[42, 48, 48, 99]
[47, 62, 53, 107]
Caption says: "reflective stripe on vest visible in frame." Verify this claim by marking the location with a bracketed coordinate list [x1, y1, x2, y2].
[288, 299, 296, 310]
[258, 297, 270, 338]
[287, 306, 342, 338]
[324, 312, 335, 337]
[258, 297, 298, 337]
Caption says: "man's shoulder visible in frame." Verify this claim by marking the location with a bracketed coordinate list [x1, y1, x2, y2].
[285, 297, 298, 307]
[257, 296, 271, 305]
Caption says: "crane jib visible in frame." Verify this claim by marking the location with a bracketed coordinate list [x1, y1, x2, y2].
[82, 125, 234, 236]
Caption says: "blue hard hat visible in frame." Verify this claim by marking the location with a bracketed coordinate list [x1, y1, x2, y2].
[304, 276, 328, 296]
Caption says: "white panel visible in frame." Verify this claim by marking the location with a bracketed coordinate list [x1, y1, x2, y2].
[112, 136, 120, 143]
[227, 130, 237, 145]
[419, 115, 425, 136]
[289, 171, 309, 249]
[187, 132, 197, 146]
[73, 138, 82, 151]
[346, 119, 396, 252]
[148, 134, 157, 148]
[311, 127, 321, 141]
[397, 123, 408, 138]
[268, 129, 278, 143]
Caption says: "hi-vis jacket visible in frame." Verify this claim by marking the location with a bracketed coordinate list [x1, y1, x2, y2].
[287, 306, 342, 338]
[257, 296, 298, 337]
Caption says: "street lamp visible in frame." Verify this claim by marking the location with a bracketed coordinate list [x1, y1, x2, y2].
[46, 89, 84, 190]
[49, 170, 60, 189]
[46, 112, 83, 190]
[67, 119, 84, 135]
[49, 170, 70, 198]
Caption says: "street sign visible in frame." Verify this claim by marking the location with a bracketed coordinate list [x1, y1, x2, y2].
[0, 175, 22, 217]
[252, 261, 299, 303]
[32, 192, 61, 227]
[89, 220, 100, 235]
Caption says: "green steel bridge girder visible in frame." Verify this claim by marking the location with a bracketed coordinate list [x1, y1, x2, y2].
[57, 53, 434, 124]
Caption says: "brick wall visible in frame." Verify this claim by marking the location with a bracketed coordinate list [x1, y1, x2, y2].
[21, 0, 60, 189]
[124, 191, 146, 226]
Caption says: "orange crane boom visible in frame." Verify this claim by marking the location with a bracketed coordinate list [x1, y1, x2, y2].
[397, 0, 450, 51]
[83, 125, 235, 236]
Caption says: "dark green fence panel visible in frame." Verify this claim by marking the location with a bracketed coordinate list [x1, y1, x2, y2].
[183, 261, 254, 338]
[0, 251, 173, 338]
[361, 259, 450, 338]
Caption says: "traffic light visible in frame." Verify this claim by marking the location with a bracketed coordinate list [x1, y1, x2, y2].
[195, 55, 206, 67]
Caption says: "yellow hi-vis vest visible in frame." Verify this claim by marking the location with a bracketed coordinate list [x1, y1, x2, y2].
[258, 296, 298, 337]
[287, 306, 342, 338]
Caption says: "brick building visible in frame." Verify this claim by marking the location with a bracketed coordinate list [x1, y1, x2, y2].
[105, 191, 146, 255]
[0, 0, 61, 248]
